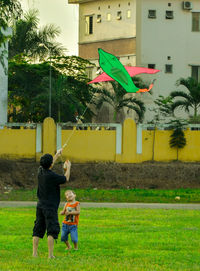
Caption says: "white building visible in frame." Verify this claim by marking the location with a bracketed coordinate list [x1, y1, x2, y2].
[68, 0, 200, 122]
[0, 28, 12, 124]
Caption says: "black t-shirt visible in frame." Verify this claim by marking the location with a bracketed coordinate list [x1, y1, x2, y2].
[37, 167, 66, 210]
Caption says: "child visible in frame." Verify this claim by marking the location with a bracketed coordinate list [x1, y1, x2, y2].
[60, 190, 80, 250]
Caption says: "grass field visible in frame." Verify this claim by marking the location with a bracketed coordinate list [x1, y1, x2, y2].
[1, 188, 200, 203]
[0, 207, 199, 271]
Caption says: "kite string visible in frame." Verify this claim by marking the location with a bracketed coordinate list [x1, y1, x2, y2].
[62, 91, 96, 149]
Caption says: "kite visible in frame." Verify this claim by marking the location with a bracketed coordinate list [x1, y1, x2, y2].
[88, 48, 160, 93]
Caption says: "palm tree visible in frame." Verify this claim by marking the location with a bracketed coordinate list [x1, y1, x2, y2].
[9, 9, 66, 61]
[94, 78, 146, 123]
[170, 77, 200, 118]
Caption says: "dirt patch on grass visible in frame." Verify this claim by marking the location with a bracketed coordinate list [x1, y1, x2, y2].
[0, 159, 200, 191]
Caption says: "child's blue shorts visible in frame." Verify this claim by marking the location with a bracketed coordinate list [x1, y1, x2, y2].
[61, 223, 78, 243]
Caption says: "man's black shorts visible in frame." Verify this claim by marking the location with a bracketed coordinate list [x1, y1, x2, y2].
[32, 207, 60, 239]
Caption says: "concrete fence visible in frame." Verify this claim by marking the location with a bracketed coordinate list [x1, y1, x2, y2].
[0, 117, 200, 162]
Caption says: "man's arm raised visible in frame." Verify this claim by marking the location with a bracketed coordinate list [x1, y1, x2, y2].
[64, 160, 71, 182]
[52, 148, 63, 168]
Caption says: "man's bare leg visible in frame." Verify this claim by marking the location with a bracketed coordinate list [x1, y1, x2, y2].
[48, 235, 55, 258]
[65, 241, 72, 250]
[33, 236, 39, 257]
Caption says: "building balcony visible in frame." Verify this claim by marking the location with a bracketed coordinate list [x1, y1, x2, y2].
[68, 0, 96, 3]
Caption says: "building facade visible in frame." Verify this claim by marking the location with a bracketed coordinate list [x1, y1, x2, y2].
[69, 0, 200, 121]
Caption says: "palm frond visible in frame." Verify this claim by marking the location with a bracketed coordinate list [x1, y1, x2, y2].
[124, 104, 144, 122]
[171, 100, 191, 113]
[170, 90, 192, 101]
[38, 24, 61, 41]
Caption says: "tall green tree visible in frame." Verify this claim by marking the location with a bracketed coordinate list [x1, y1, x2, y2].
[9, 9, 66, 60]
[168, 119, 187, 161]
[170, 77, 200, 118]
[94, 78, 146, 123]
[8, 56, 96, 122]
[148, 95, 174, 161]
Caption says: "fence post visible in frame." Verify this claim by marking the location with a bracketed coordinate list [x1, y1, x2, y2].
[137, 123, 142, 154]
[116, 119, 137, 163]
[36, 123, 42, 161]
[43, 117, 56, 156]
[56, 123, 62, 150]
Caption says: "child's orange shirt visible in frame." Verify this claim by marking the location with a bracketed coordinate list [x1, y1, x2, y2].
[63, 201, 80, 225]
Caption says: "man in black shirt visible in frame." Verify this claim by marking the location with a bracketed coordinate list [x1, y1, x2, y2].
[32, 149, 71, 258]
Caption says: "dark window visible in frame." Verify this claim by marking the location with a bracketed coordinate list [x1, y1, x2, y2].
[85, 15, 93, 35]
[191, 66, 200, 82]
[97, 14, 101, 23]
[165, 64, 173, 73]
[192, 13, 200, 31]
[148, 64, 156, 69]
[89, 16, 93, 34]
[117, 11, 122, 20]
[166, 10, 174, 19]
[148, 10, 156, 19]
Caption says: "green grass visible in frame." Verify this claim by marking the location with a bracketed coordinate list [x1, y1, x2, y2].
[0, 207, 200, 270]
[1, 188, 200, 203]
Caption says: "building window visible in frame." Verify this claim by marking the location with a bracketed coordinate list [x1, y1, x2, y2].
[166, 10, 174, 19]
[127, 10, 131, 18]
[165, 64, 173, 73]
[117, 11, 122, 20]
[148, 64, 156, 69]
[191, 66, 200, 82]
[107, 13, 111, 21]
[168, 3, 171, 6]
[97, 14, 101, 23]
[148, 10, 156, 19]
[85, 15, 93, 35]
[167, 56, 171, 60]
[192, 12, 200, 32]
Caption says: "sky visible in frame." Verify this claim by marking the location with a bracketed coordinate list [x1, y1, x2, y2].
[20, 0, 79, 55]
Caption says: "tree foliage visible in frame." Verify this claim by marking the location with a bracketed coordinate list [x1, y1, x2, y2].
[8, 56, 96, 123]
[9, 9, 66, 61]
[149, 95, 174, 125]
[94, 77, 146, 123]
[168, 119, 187, 161]
[170, 77, 200, 118]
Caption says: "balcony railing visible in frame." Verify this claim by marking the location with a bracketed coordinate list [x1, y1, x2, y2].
[68, 0, 96, 3]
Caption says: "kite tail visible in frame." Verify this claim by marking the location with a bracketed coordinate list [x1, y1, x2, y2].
[136, 80, 156, 93]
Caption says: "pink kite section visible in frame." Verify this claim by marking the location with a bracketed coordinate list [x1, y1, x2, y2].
[88, 66, 160, 84]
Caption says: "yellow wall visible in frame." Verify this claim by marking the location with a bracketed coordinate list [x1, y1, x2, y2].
[61, 128, 116, 162]
[43, 117, 56, 156]
[142, 130, 176, 162]
[141, 128, 200, 162]
[0, 127, 36, 158]
[0, 118, 200, 162]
